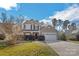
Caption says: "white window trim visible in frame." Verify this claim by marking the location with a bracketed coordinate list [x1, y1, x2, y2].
[25, 24, 31, 30]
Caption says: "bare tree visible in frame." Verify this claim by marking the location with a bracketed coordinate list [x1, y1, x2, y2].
[40, 21, 44, 25]
[16, 15, 25, 24]
[1, 12, 7, 23]
[52, 18, 57, 29]
[63, 20, 70, 31]
[71, 23, 76, 30]
[68, 23, 76, 32]
[9, 15, 15, 23]
[5, 15, 15, 24]
[57, 19, 63, 31]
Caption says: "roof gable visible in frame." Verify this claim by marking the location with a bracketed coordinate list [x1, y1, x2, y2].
[22, 20, 40, 25]
[40, 25, 56, 32]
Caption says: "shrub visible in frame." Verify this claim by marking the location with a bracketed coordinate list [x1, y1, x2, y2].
[24, 35, 34, 40]
[69, 38, 76, 41]
[68, 35, 77, 41]
[60, 33, 66, 41]
[38, 35, 45, 41]
[0, 40, 7, 48]
[0, 34, 5, 40]
[76, 34, 79, 41]
[65, 34, 77, 41]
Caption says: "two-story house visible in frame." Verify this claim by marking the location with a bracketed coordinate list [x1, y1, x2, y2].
[22, 20, 40, 36]
[22, 20, 58, 42]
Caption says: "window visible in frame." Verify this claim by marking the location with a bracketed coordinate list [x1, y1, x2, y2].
[35, 24, 39, 30]
[24, 24, 31, 30]
[32, 25, 34, 30]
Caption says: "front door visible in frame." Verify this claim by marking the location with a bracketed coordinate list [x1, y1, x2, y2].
[33, 32, 39, 40]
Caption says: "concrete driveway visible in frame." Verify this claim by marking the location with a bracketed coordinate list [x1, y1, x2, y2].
[46, 41, 79, 56]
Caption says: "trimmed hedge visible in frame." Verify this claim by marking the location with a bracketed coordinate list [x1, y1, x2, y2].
[24, 35, 45, 41]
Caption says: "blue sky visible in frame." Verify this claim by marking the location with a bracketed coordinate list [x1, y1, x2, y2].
[14, 3, 69, 20]
[0, 3, 79, 25]
[0, 3, 73, 20]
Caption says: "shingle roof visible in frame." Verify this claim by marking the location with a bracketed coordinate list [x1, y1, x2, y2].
[40, 25, 56, 32]
[22, 20, 40, 25]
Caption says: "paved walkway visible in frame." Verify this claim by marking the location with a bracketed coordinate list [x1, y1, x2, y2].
[46, 41, 79, 56]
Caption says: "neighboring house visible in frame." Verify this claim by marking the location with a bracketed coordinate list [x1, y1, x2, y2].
[22, 20, 58, 42]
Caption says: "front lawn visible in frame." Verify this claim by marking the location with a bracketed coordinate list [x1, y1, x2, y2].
[0, 41, 58, 56]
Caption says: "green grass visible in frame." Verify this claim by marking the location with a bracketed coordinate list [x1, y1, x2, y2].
[0, 43, 7, 49]
[0, 41, 58, 56]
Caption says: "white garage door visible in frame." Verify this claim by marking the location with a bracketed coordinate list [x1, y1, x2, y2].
[43, 33, 57, 43]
